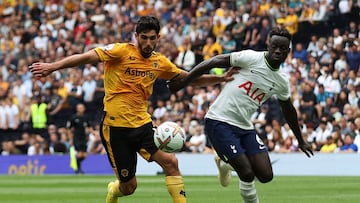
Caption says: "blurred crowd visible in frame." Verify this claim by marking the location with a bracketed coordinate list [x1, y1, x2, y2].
[0, 0, 359, 156]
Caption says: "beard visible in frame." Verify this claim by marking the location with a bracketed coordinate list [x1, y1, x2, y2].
[139, 44, 155, 58]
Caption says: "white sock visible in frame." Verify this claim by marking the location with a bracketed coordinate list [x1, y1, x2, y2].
[239, 180, 259, 203]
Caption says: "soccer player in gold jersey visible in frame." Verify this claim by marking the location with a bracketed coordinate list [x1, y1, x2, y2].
[29, 16, 237, 203]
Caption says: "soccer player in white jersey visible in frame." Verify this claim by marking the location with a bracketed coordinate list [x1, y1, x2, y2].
[168, 27, 314, 203]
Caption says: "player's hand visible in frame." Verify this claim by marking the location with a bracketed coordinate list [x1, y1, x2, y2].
[28, 63, 54, 78]
[221, 67, 240, 82]
[298, 141, 314, 158]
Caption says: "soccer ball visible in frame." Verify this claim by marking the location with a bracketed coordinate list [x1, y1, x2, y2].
[154, 121, 186, 153]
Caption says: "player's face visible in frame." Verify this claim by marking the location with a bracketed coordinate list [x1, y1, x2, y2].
[267, 35, 290, 66]
[136, 30, 159, 58]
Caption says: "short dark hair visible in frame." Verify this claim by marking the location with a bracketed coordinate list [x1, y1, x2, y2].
[136, 16, 161, 35]
[269, 27, 292, 42]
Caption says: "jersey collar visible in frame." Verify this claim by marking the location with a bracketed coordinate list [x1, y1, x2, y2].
[264, 52, 279, 71]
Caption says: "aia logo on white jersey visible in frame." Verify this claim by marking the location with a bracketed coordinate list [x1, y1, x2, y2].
[238, 81, 265, 104]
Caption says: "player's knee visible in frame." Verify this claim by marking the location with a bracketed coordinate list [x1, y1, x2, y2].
[161, 154, 180, 175]
[235, 168, 255, 182]
[257, 171, 273, 183]
[120, 180, 137, 195]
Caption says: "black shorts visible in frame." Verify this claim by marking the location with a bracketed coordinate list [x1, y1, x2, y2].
[73, 137, 88, 152]
[100, 121, 158, 182]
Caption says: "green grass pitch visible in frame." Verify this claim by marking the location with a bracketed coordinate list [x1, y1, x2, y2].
[0, 175, 359, 203]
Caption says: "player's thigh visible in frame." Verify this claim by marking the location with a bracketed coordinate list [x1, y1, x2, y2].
[204, 118, 245, 162]
[248, 152, 273, 183]
[100, 124, 137, 182]
[241, 129, 272, 181]
[137, 122, 159, 161]
[136, 123, 181, 175]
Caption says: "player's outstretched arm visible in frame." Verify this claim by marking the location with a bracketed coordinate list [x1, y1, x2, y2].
[29, 50, 100, 78]
[278, 98, 314, 158]
[168, 54, 231, 93]
[173, 67, 239, 89]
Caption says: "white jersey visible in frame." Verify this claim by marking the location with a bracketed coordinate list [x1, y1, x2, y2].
[205, 50, 290, 130]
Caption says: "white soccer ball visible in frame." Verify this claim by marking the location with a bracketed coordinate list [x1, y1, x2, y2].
[154, 121, 186, 153]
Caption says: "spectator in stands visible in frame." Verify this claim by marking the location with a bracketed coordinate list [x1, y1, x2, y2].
[339, 134, 358, 153]
[242, 15, 258, 50]
[67, 75, 83, 114]
[300, 82, 317, 120]
[219, 30, 236, 54]
[153, 99, 167, 121]
[267, 128, 284, 152]
[315, 84, 330, 117]
[30, 95, 48, 142]
[231, 13, 246, 51]
[1, 140, 21, 155]
[275, 136, 297, 153]
[293, 42, 308, 63]
[27, 135, 43, 156]
[334, 52, 347, 73]
[282, 7, 299, 37]
[13, 131, 31, 154]
[303, 122, 317, 150]
[352, 117, 360, 152]
[202, 36, 223, 60]
[185, 123, 207, 153]
[314, 117, 332, 150]
[334, 90, 350, 113]
[48, 125, 67, 154]
[346, 40, 360, 73]
[47, 85, 65, 126]
[82, 74, 96, 116]
[175, 36, 196, 71]
[256, 17, 272, 51]
[88, 124, 105, 154]
[212, 17, 226, 39]
[320, 135, 337, 153]
[4, 96, 20, 140]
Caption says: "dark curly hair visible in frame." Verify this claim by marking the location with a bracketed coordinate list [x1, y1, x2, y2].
[269, 27, 292, 42]
[136, 16, 161, 35]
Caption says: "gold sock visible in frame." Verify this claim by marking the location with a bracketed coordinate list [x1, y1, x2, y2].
[111, 180, 124, 197]
[165, 176, 186, 203]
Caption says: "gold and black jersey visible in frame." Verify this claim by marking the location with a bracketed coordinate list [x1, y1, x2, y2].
[94, 43, 181, 128]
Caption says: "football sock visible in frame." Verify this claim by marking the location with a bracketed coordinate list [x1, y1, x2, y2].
[239, 180, 259, 203]
[165, 176, 186, 203]
[111, 180, 124, 197]
[76, 157, 84, 171]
